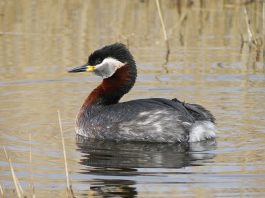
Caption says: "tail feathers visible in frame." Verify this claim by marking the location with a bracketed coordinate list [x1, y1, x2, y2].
[172, 98, 215, 123]
[189, 121, 217, 142]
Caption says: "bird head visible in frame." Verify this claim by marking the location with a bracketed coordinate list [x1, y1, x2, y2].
[68, 43, 135, 79]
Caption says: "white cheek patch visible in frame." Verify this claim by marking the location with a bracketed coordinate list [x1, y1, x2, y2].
[102, 57, 124, 68]
[95, 57, 125, 79]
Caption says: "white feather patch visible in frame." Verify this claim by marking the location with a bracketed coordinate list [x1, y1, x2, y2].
[95, 57, 124, 79]
[189, 121, 217, 142]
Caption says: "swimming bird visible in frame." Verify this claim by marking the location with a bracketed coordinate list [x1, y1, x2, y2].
[69, 43, 216, 143]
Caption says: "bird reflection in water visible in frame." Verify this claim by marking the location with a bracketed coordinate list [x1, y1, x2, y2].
[76, 135, 216, 197]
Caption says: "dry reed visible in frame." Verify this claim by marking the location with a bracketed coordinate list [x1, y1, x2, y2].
[155, 0, 170, 71]
[29, 134, 35, 198]
[3, 146, 23, 198]
[263, 1, 265, 71]
[0, 184, 3, 197]
[243, 6, 258, 46]
[57, 110, 74, 198]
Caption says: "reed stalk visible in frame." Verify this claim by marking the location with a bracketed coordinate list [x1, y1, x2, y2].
[243, 6, 258, 46]
[155, 0, 170, 71]
[3, 146, 23, 198]
[29, 134, 35, 198]
[0, 184, 3, 197]
[57, 110, 74, 197]
[262, 1, 265, 72]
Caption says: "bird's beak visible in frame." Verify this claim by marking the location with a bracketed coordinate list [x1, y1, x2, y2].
[68, 64, 96, 73]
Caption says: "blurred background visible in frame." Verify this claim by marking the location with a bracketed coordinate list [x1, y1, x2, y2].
[0, 0, 265, 197]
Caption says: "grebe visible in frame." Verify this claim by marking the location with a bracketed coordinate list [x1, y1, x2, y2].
[69, 43, 216, 143]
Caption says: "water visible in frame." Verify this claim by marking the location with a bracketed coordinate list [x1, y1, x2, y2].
[0, 1, 265, 197]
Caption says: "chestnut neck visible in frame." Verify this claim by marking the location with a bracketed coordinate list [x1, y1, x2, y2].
[82, 64, 136, 109]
